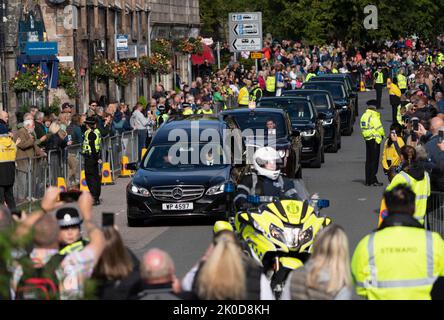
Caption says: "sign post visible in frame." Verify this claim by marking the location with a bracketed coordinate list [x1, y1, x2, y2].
[229, 12, 263, 53]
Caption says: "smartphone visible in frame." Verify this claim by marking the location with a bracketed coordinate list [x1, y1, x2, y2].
[59, 191, 82, 203]
[439, 129, 444, 143]
[11, 209, 22, 219]
[412, 118, 419, 131]
[102, 212, 115, 227]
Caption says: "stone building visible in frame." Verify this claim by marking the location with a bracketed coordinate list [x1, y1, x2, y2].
[2, 0, 200, 122]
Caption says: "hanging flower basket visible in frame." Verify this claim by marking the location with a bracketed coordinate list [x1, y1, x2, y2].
[151, 38, 173, 59]
[139, 53, 172, 76]
[176, 37, 204, 55]
[58, 65, 78, 99]
[91, 58, 114, 81]
[9, 65, 48, 93]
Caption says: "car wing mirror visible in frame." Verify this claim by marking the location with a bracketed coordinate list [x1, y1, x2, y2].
[126, 162, 139, 171]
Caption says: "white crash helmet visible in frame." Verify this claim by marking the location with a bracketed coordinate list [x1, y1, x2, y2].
[253, 147, 281, 180]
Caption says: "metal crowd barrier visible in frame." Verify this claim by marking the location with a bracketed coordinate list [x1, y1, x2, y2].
[14, 156, 48, 206]
[425, 191, 444, 239]
[13, 130, 140, 206]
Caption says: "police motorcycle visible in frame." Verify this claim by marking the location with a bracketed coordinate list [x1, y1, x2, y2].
[221, 147, 332, 299]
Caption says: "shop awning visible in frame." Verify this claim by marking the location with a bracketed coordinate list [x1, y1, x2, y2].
[16, 54, 59, 89]
[191, 44, 215, 65]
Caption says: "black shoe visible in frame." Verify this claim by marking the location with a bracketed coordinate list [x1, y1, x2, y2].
[93, 199, 101, 206]
[371, 182, 383, 187]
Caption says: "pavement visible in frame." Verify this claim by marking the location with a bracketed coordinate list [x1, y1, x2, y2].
[90, 89, 393, 278]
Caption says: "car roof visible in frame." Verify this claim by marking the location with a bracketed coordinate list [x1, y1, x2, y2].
[304, 80, 346, 87]
[152, 116, 229, 145]
[259, 96, 310, 102]
[221, 107, 287, 115]
[283, 89, 332, 96]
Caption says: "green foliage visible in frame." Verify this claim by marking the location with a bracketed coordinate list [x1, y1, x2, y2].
[151, 39, 172, 59]
[58, 65, 78, 99]
[9, 65, 48, 93]
[42, 96, 61, 116]
[138, 96, 148, 109]
[200, 0, 444, 44]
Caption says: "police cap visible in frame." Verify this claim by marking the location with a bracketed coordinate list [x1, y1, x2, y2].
[53, 204, 83, 228]
[84, 116, 97, 125]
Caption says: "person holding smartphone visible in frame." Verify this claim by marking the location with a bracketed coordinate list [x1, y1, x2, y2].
[382, 123, 405, 181]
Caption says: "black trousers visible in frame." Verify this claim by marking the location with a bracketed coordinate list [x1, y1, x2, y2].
[0, 185, 16, 209]
[84, 155, 101, 201]
[365, 139, 381, 185]
[390, 95, 401, 124]
[375, 84, 384, 109]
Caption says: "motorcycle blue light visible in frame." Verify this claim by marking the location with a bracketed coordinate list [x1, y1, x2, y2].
[247, 195, 260, 204]
[224, 182, 235, 193]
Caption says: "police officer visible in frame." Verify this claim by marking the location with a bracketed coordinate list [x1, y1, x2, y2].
[55, 204, 88, 255]
[360, 100, 385, 186]
[249, 80, 263, 104]
[352, 185, 444, 300]
[373, 65, 385, 109]
[82, 116, 102, 206]
[156, 104, 169, 127]
[182, 102, 194, 115]
[265, 69, 276, 97]
[234, 147, 299, 210]
[0, 123, 17, 209]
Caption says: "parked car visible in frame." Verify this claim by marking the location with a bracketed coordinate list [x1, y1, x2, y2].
[126, 115, 245, 226]
[282, 89, 341, 152]
[220, 107, 303, 178]
[301, 81, 355, 136]
[257, 97, 325, 168]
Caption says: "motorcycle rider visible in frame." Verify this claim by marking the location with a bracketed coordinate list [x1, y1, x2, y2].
[234, 146, 299, 210]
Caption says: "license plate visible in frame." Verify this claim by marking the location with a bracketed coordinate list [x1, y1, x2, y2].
[162, 203, 194, 211]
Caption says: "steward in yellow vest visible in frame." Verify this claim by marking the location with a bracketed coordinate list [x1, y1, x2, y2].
[397, 72, 407, 91]
[352, 185, 444, 300]
[197, 103, 214, 115]
[238, 79, 252, 107]
[0, 125, 17, 208]
[265, 74, 276, 95]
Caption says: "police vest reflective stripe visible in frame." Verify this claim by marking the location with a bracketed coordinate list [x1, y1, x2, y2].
[82, 129, 101, 155]
[249, 88, 263, 101]
[183, 109, 194, 115]
[59, 240, 85, 255]
[266, 76, 276, 92]
[397, 171, 430, 219]
[355, 231, 436, 290]
[397, 74, 407, 89]
[375, 72, 384, 84]
[360, 110, 384, 143]
[238, 87, 250, 105]
[197, 109, 213, 114]
[332, 68, 338, 74]
[305, 73, 316, 82]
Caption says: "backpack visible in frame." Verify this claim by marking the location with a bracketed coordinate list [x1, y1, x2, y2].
[15, 254, 65, 300]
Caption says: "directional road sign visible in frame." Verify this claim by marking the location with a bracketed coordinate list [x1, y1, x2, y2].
[229, 12, 262, 53]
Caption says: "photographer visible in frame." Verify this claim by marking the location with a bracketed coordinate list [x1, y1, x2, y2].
[382, 123, 405, 181]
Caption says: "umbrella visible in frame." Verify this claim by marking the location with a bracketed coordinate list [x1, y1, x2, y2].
[191, 44, 215, 66]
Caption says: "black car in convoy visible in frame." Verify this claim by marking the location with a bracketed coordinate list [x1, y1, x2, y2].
[282, 89, 341, 152]
[257, 97, 325, 168]
[220, 107, 303, 178]
[301, 81, 355, 136]
[310, 74, 359, 117]
[126, 116, 245, 226]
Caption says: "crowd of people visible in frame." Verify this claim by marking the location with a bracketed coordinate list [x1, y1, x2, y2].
[0, 34, 444, 300]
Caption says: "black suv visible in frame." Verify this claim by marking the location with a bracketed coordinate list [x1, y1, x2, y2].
[257, 97, 325, 168]
[126, 116, 245, 226]
[220, 107, 303, 178]
[282, 89, 341, 152]
[302, 81, 355, 136]
[310, 74, 359, 117]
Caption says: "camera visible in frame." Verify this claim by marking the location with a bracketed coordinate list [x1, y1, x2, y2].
[439, 128, 444, 143]
[102, 212, 115, 227]
[59, 191, 82, 203]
